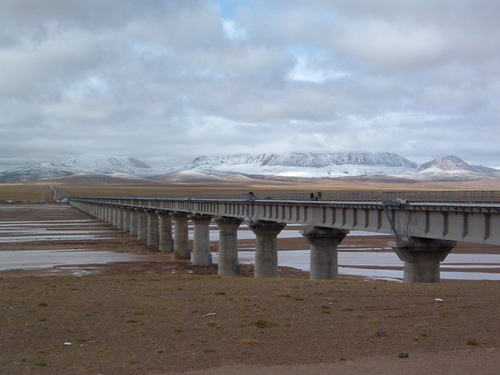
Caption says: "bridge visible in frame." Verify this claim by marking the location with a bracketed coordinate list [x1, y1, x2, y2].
[69, 194, 500, 283]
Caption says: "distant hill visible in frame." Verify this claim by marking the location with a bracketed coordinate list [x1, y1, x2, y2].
[0, 152, 499, 183]
[418, 155, 500, 178]
[0, 154, 160, 182]
[183, 152, 418, 179]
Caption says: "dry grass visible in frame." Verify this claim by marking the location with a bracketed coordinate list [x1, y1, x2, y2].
[1, 176, 500, 202]
[1, 275, 499, 374]
[0, 184, 50, 201]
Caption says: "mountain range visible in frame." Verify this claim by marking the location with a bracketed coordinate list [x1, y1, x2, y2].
[0, 153, 499, 183]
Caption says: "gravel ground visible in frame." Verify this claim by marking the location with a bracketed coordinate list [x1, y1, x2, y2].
[1, 273, 499, 374]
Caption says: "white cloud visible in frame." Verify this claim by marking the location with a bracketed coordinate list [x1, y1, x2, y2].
[287, 56, 349, 84]
[334, 21, 447, 69]
[0, 0, 499, 170]
[222, 19, 247, 41]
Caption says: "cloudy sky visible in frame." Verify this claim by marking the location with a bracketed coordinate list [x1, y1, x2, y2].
[1, 0, 500, 170]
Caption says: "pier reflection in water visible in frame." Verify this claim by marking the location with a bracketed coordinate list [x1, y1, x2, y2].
[211, 250, 500, 281]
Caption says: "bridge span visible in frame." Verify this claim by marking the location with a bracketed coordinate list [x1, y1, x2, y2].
[69, 196, 500, 283]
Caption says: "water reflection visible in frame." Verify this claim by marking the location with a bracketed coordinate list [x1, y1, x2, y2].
[0, 235, 116, 243]
[212, 250, 500, 281]
[0, 249, 146, 271]
[0, 218, 118, 243]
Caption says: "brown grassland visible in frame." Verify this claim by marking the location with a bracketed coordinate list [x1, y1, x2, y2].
[1, 174, 500, 201]
[2, 272, 499, 375]
[0, 179, 499, 374]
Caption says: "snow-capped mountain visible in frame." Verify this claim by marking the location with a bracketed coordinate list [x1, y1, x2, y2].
[0, 155, 154, 182]
[418, 155, 500, 177]
[183, 152, 418, 178]
[186, 152, 416, 168]
[53, 155, 151, 173]
[0, 152, 498, 183]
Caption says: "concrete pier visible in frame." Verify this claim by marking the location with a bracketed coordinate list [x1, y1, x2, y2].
[146, 211, 160, 249]
[117, 208, 124, 230]
[120, 208, 128, 230]
[97, 205, 104, 221]
[171, 212, 190, 259]
[215, 217, 244, 276]
[390, 237, 455, 283]
[158, 212, 173, 252]
[190, 214, 213, 265]
[302, 227, 349, 280]
[130, 210, 138, 236]
[123, 208, 131, 231]
[112, 207, 119, 227]
[106, 206, 113, 224]
[249, 221, 286, 278]
[137, 210, 148, 242]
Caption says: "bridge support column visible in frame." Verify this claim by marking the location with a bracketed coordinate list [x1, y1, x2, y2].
[137, 210, 148, 242]
[90, 204, 97, 218]
[147, 211, 160, 249]
[100, 206, 106, 221]
[190, 214, 213, 265]
[106, 206, 113, 224]
[112, 207, 120, 227]
[130, 209, 139, 236]
[98, 206, 105, 221]
[250, 221, 286, 278]
[117, 208, 124, 230]
[215, 217, 244, 276]
[390, 237, 455, 283]
[158, 212, 173, 252]
[120, 208, 129, 230]
[171, 212, 190, 259]
[302, 227, 349, 280]
[123, 208, 131, 231]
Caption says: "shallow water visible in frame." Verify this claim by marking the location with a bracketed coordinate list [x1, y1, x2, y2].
[212, 250, 500, 281]
[0, 218, 117, 243]
[0, 249, 146, 271]
[190, 229, 390, 241]
[0, 235, 116, 243]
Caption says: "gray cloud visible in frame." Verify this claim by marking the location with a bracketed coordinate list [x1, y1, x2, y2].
[1, 0, 499, 170]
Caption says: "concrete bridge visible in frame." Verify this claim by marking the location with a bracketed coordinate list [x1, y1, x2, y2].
[69, 196, 500, 283]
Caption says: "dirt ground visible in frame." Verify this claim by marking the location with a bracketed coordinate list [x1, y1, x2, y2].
[1, 271, 500, 375]
[0, 203, 499, 374]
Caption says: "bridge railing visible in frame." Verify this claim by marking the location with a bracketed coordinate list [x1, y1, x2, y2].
[149, 190, 500, 203]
